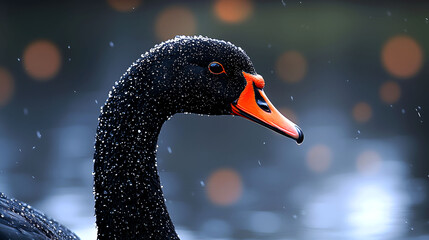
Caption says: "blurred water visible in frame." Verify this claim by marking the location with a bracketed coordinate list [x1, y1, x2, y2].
[9, 98, 423, 240]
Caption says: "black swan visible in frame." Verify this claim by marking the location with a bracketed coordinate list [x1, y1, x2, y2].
[0, 36, 303, 240]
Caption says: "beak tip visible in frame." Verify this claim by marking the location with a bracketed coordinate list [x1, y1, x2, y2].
[295, 126, 304, 145]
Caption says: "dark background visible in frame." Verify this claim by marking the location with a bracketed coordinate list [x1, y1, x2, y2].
[0, 0, 428, 239]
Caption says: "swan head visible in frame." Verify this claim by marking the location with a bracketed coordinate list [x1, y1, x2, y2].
[136, 36, 303, 144]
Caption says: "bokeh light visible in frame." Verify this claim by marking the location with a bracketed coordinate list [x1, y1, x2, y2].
[155, 6, 196, 42]
[0, 68, 14, 107]
[206, 168, 242, 206]
[356, 150, 381, 174]
[279, 107, 299, 124]
[379, 81, 401, 104]
[213, 0, 253, 24]
[23, 40, 61, 81]
[347, 185, 396, 238]
[276, 51, 307, 83]
[2, 2, 429, 239]
[381, 35, 423, 79]
[352, 102, 372, 123]
[107, 0, 141, 12]
[306, 144, 332, 173]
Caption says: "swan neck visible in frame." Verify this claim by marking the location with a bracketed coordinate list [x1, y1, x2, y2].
[93, 80, 178, 239]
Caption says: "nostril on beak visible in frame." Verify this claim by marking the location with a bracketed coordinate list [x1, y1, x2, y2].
[253, 83, 271, 113]
[256, 99, 270, 112]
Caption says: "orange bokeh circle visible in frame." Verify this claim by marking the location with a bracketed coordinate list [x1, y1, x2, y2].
[214, 0, 253, 24]
[352, 102, 372, 123]
[23, 40, 61, 81]
[155, 6, 196, 42]
[381, 35, 423, 79]
[306, 144, 332, 172]
[276, 51, 307, 83]
[356, 150, 381, 174]
[206, 168, 243, 206]
[107, 0, 141, 12]
[379, 81, 401, 104]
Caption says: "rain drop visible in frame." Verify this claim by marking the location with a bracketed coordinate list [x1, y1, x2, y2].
[17, 58, 21, 62]
[200, 181, 205, 187]
[401, 109, 406, 114]
[167, 147, 172, 154]
[23, 108, 29, 115]
[36, 131, 42, 139]
[109, 41, 115, 47]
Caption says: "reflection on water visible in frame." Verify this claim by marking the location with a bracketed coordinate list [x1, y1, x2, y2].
[0, 91, 427, 240]
[302, 165, 409, 240]
[1, 101, 428, 240]
[31, 134, 425, 239]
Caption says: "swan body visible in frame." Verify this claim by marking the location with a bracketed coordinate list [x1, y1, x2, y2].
[0, 193, 78, 239]
[0, 36, 303, 240]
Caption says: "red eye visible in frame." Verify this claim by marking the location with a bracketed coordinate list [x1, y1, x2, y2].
[208, 62, 226, 75]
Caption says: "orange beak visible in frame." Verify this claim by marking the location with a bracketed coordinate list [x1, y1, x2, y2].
[231, 72, 304, 144]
